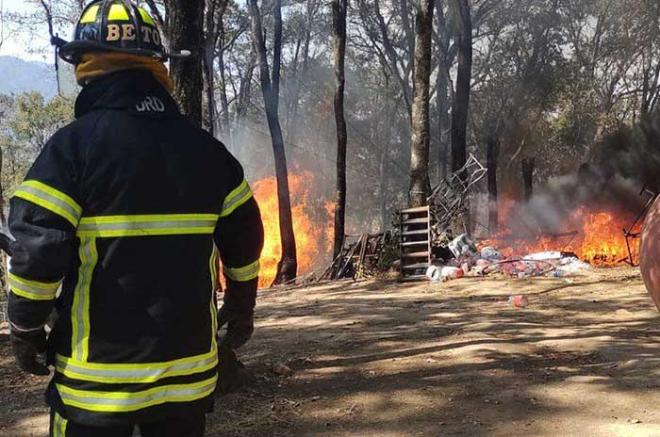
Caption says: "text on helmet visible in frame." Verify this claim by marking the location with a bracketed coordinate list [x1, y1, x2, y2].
[106, 24, 160, 45]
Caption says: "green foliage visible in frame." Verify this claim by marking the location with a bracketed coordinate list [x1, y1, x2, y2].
[9, 93, 73, 152]
[0, 92, 74, 197]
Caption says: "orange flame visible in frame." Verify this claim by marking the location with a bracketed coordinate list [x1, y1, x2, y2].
[484, 203, 639, 266]
[253, 171, 335, 287]
[573, 208, 639, 265]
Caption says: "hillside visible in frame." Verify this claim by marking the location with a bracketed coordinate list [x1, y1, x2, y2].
[0, 56, 57, 99]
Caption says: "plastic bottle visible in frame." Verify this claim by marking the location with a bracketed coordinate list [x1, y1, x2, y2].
[508, 295, 529, 308]
[441, 266, 464, 280]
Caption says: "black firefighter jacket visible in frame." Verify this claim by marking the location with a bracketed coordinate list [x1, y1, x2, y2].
[6, 69, 264, 426]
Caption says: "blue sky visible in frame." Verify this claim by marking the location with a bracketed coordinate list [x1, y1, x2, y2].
[1, 0, 57, 62]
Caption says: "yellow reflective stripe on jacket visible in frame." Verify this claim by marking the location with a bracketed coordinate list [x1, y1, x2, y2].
[209, 246, 219, 349]
[55, 349, 218, 384]
[56, 374, 218, 413]
[8, 272, 61, 301]
[223, 259, 260, 282]
[71, 237, 97, 362]
[52, 411, 68, 437]
[76, 214, 219, 238]
[13, 180, 82, 226]
[220, 179, 253, 217]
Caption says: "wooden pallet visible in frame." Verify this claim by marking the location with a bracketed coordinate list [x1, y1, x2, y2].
[399, 206, 431, 281]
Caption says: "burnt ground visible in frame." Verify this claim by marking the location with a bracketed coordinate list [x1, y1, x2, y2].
[2, 267, 659, 436]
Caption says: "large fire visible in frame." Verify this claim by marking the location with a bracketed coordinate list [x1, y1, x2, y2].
[252, 171, 334, 287]
[485, 202, 639, 266]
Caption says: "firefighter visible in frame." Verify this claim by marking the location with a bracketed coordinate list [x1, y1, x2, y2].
[7, 1, 264, 435]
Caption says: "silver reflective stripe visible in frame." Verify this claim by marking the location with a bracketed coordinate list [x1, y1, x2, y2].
[16, 184, 81, 223]
[76, 214, 220, 237]
[220, 180, 252, 217]
[9, 320, 45, 333]
[57, 376, 217, 412]
[223, 260, 260, 282]
[55, 352, 217, 383]
[72, 237, 97, 361]
[77, 219, 216, 233]
[8, 273, 60, 300]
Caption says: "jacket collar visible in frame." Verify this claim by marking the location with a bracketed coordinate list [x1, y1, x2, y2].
[75, 69, 180, 119]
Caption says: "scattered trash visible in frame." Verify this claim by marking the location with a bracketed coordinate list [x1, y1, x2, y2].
[448, 234, 478, 258]
[557, 257, 592, 275]
[508, 295, 529, 308]
[426, 265, 442, 282]
[523, 251, 563, 261]
[480, 246, 501, 261]
[500, 260, 549, 278]
[441, 266, 464, 280]
[474, 259, 491, 276]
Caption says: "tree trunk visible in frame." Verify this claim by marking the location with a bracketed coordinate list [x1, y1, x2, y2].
[522, 157, 535, 203]
[165, 0, 204, 127]
[379, 141, 390, 231]
[332, 0, 348, 258]
[450, 0, 472, 177]
[248, 0, 297, 284]
[435, 0, 451, 181]
[216, 0, 230, 135]
[435, 67, 451, 181]
[218, 46, 230, 134]
[202, 48, 216, 134]
[408, 0, 435, 207]
[236, 50, 256, 122]
[486, 135, 499, 234]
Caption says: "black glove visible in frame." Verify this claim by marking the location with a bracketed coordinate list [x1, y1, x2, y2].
[217, 306, 254, 350]
[10, 328, 50, 376]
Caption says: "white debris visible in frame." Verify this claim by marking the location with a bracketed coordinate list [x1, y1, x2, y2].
[556, 258, 592, 275]
[523, 251, 563, 261]
[448, 234, 478, 258]
[480, 246, 501, 261]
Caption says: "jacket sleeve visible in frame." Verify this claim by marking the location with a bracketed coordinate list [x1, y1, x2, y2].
[213, 158, 264, 316]
[7, 132, 81, 334]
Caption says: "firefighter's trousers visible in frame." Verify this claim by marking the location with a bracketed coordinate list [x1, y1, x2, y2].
[50, 410, 205, 437]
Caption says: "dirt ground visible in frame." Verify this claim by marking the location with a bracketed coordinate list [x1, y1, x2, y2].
[2, 267, 659, 437]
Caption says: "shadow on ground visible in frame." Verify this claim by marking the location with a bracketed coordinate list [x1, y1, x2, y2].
[209, 268, 660, 436]
[1, 268, 658, 436]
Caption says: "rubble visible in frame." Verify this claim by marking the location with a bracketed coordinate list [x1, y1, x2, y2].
[420, 231, 596, 282]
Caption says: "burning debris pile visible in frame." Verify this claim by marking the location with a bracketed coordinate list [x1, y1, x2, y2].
[484, 204, 642, 267]
[400, 154, 656, 282]
[416, 198, 649, 282]
[426, 238, 593, 281]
